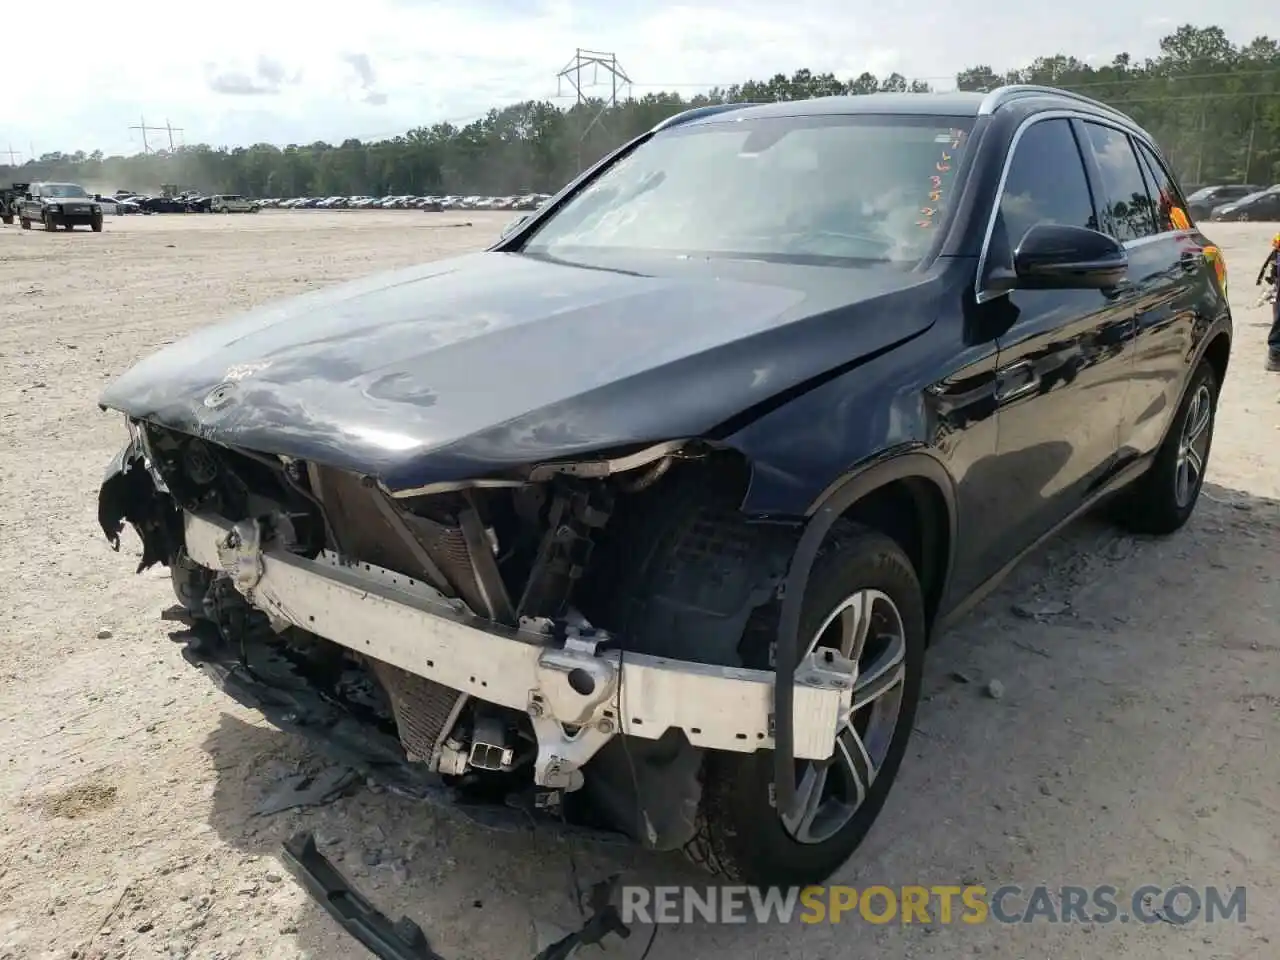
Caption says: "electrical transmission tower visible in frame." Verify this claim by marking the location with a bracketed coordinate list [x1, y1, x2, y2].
[556, 49, 632, 172]
[128, 116, 184, 153]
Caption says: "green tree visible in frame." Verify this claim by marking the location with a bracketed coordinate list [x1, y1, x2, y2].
[5, 26, 1278, 196]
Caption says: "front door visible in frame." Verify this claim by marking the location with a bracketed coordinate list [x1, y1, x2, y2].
[970, 116, 1135, 572]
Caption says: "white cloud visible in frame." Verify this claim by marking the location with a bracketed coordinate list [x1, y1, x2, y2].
[0, 0, 1269, 157]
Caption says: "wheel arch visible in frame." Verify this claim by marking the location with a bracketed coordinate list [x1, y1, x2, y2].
[770, 448, 958, 820]
[1201, 328, 1231, 392]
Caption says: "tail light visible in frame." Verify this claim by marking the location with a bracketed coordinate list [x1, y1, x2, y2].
[1202, 245, 1228, 298]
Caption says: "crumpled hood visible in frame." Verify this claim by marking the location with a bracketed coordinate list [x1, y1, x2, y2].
[100, 250, 934, 492]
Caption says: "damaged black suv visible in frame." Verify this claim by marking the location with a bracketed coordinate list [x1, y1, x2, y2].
[98, 85, 1231, 892]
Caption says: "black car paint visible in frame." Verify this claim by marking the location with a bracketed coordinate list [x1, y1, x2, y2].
[99, 90, 1232, 840]
[98, 251, 940, 494]
[99, 89, 1232, 622]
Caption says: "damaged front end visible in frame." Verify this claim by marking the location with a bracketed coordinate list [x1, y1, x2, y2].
[99, 419, 854, 856]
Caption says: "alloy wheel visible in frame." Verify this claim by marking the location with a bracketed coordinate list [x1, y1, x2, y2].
[1175, 383, 1212, 508]
[781, 589, 908, 845]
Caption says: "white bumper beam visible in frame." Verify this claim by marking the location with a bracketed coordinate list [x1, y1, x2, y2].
[183, 512, 854, 788]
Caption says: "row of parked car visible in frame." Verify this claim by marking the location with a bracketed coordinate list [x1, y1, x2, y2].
[102, 191, 261, 214]
[257, 194, 552, 212]
[1188, 183, 1280, 222]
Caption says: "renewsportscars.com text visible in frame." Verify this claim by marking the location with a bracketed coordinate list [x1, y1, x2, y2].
[620, 884, 1246, 926]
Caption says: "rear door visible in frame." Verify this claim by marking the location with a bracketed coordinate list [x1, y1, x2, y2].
[974, 116, 1136, 571]
[1076, 121, 1203, 462]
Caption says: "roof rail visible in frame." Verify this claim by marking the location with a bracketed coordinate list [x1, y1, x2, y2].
[650, 101, 761, 132]
[977, 84, 1122, 118]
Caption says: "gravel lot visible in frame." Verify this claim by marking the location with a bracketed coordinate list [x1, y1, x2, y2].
[1, 210, 1277, 960]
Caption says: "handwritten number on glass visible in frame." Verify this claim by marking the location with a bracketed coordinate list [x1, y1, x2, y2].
[920, 132, 965, 229]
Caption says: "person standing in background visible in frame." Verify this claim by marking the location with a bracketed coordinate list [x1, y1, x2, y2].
[1257, 233, 1280, 371]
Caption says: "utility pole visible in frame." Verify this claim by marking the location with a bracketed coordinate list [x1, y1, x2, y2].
[130, 115, 149, 153]
[556, 48, 631, 173]
[165, 119, 183, 151]
[1244, 93, 1259, 183]
[128, 116, 183, 153]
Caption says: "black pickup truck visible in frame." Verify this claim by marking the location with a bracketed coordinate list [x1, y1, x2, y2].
[17, 181, 104, 231]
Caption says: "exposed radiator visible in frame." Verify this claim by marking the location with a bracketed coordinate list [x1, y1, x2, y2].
[369, 659, 465, 766]
[308, 465, 484, 767]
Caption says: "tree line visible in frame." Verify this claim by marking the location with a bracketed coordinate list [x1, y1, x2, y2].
[3, 24, 1276, 198]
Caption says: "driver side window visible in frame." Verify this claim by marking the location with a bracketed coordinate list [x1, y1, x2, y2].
[999, 118, 1099, 250]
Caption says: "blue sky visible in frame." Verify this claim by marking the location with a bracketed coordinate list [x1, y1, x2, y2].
[1, 1, 1270, 158]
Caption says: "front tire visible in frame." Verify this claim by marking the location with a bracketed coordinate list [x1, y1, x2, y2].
[91, 216, 103, 232]
[686, 523, 926, 886]
[171, 547, 213, 614]
[1114, 359, 1218, 535]
[44, 213, 57, 232]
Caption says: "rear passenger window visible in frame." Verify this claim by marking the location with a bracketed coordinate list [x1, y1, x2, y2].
[1083, 123, 1157, 242]
[999, 118, 1098, 247]
[1134, 140, 1188, 231]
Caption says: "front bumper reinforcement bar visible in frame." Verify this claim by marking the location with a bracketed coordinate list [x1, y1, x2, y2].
[184, 511, 854, 786]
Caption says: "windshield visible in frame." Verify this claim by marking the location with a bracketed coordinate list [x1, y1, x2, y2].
[42, 183, 89, 198]
[521, 114, 973, 266]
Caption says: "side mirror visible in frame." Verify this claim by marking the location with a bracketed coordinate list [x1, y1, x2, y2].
[1010, 223, 1128, 290]
[500, 214, 529, 239]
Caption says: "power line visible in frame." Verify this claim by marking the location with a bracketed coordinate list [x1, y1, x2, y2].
[128, 116, 184, 153]
[619, 65, 1280, 94]
[556, 48, 631, 173]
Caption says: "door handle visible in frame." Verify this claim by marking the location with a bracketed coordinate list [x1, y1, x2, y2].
[995, 359, 1041, 403]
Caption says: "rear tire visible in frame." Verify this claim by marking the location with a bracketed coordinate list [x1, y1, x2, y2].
[44, 213, 57, 232]
[20, 217, 30, 230]
[1113, 359, 1218, 535]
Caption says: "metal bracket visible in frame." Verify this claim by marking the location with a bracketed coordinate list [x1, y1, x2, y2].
[528, 716, 613, 792]
[217, 518, 266, 594]
[528, 632, 619, 791]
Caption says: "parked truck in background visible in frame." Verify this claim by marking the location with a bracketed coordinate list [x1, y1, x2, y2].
[1, 183, 30, 224]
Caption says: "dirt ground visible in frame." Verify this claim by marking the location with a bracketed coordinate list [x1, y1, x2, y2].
[0, 210, 1277, 960]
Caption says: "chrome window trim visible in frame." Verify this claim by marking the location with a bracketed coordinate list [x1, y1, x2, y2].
[974, 108, 1182, 305]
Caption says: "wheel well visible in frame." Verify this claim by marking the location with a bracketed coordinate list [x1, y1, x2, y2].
[839, 477, 949, 632]
[1202, 331, 1230, 388]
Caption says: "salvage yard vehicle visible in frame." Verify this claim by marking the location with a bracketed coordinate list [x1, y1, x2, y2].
[0, 182, 28, 224]
[97, 85, 1232, 930]
[211, 194, 259, 213]
[1208, 184, 1280, 222]
[1185, 183, 1263, 221]
[19, 181, 104, 231]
